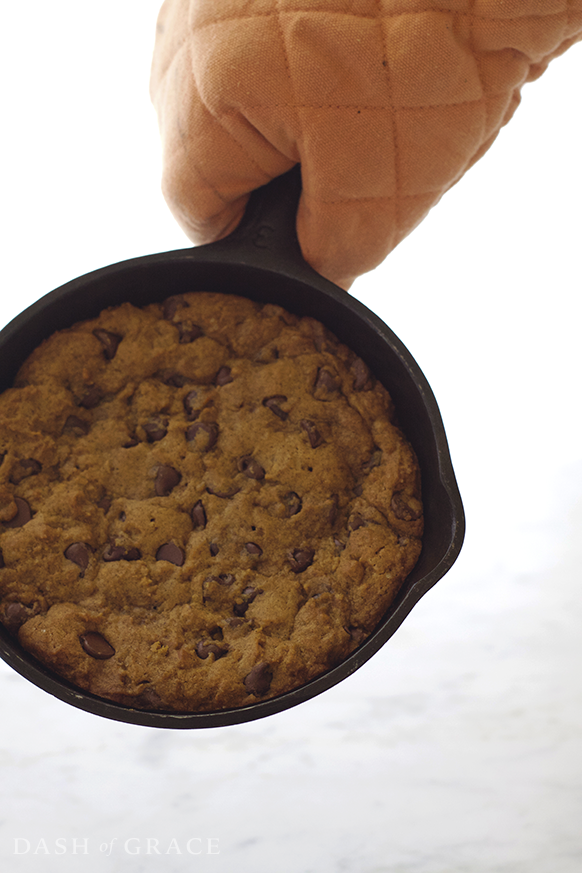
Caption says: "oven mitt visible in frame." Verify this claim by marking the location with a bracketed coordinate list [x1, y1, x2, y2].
[150, 0, 582, 289]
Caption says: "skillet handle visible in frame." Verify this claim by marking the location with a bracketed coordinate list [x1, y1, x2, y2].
[206, 165, 323, 283]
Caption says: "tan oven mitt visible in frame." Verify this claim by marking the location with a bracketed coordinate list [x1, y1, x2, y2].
[150, 0, 582, 289]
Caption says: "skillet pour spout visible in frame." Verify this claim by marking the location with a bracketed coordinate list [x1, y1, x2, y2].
[0, 166, 465, 728]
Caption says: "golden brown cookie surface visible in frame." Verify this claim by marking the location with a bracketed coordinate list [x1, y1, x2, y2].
[0, 293, 422, 711]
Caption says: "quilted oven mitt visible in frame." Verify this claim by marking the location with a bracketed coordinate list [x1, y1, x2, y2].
[150, 0, 582, 289]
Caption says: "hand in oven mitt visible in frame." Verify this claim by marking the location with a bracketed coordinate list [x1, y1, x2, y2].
[150, 0, 582, 289]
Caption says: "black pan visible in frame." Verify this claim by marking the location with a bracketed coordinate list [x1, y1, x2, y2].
[0, 167, 465, 728]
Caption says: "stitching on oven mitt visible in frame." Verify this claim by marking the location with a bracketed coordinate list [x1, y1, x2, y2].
[150, 0, 582, 289]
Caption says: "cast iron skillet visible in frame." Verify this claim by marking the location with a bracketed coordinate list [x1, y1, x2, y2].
[0, 167, 464, 728]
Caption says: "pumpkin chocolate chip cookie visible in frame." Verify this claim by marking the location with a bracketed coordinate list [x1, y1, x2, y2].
[0, 292, 423, 711]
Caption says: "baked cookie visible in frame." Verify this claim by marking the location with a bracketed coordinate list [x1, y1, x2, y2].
[0, 292, 423, 711]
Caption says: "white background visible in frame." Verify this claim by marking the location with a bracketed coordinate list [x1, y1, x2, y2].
[1, 3, 581, 871]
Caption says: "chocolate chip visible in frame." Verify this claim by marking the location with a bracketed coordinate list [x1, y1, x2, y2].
[314, 368, 339, 393]
[3, 602, 31, 632]
[93, 328, 122, 360]
[63, 415, 89, 436]
[244, 662, 273, 696]
[0, 548, 4, 568]
[4, 497, 32, 528]
[183, 389, 199, 421]
[263, 395, 288, 420]
[347, 625, 367, 643]
[362, 449, 382, 473]
[191, 500, 207, 529]
[155, 542, 185, 566]
[202, 573, 234, 604]
[143, 416, 168, 442]
[186, 422, 218, 452]
[103, 544, 141, 562]
[283, 491, 302, 516]
[391, 492, 422, 521]
[300, 420, 323, 448]
[351, 357, 373, 391]
[158, 369, 188, 388]
[162, 295, 188, 320]
[123, 436, 139, 448]
[209, 543, 219, 556]
[77, 387, 102, 409]
[215, 366, 233, 386]
[245, 542, 263, 556]
[9, 458, 42, 485]
[288, 548, 314, 573]
[176, 321, 203, 343]
[238, 456, 265, 479]
[125, 548, 142, 561]
[64, 542, 91, 570]
[155, 465, 181, 496]
[80, 631, 115, 660]
[195, 639, 228, 660]
[233, 600, 249, 617]
[348, 513, 366, 531]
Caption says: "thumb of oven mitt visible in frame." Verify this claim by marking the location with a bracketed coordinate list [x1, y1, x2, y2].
[150, 0, 582, 290]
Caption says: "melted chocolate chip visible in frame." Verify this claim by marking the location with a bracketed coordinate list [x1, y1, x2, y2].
[314, 368, 339, 393]
[391, 492, 422, 521]
[183, 389, 199, 420]
[93, 328, 122, 360]
[263, 395, 288, 420]
[162, 295, 188, 320]
[4, 497, 32, 529]
[238, 456, 265, 480]
[288, 548, 314, 573]
[215, 366, 233, 386]
[300, 420, 323, 448]
[155, 542, 185, 566]
[78, 387, 102, 409]
[176, 321, 203, 343]
[155, 465, 181, 496]
[64, 542, 91, 570]
[63, 415, 89, 436]
[244, 662, 273, 696]
[80, 631, 115, 660]
[245, 542, 263, 556]
[348, 513, 366, 531]
[347, 625, 367, 643]
[283, 491, 302, 516]
[195, 639, 228, 660]
[158, 370, 188, 388]
[362, 449, 382, 473]
[3, 602, 31, 632]
[233, 586, 259, 617]
[103, 544, 141, 562]
[351, 357, 373, 391]
[143, 416, 168, 442]
[186, 422, 218, 452]
[191, 500, 207, 529]
[9, 458, 42, 485]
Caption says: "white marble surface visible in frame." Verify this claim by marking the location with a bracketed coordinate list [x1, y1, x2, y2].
[1, 4, 582, 871]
